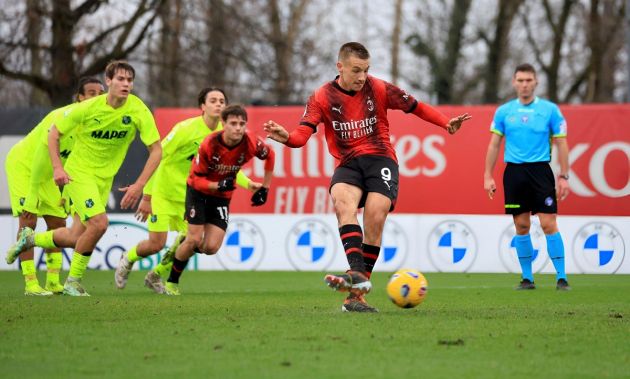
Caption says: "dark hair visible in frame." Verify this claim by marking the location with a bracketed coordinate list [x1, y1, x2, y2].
[197, 87, 228, 107]
[76, 76, 103, 95]
[221, 104, 247, 122]
[105, 60, 135, 80]
[514, 63, 537, 77]
[338, 42, 370, 61]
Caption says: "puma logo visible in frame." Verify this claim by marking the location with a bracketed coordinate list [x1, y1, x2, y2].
[332, 105, 342, 114]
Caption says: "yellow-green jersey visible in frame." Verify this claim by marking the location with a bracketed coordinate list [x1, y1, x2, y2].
[28, 104, 78, 186]
[8, 104, 74, 168]
[56, 93, 160, 179]
[7, 104, 76, 217]
[144, 116, 250, 204]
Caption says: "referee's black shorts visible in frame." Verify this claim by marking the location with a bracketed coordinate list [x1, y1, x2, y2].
[329, 155, 399, 211]
[503, 162, 557, 215]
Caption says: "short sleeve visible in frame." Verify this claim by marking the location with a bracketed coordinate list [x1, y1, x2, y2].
[55, 101, 88, 136]
[490, 107, 506, 136]
[137, 104, 160, 146]
[550, 104, 567, 137]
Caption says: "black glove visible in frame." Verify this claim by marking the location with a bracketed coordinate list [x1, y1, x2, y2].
[217, 177, 235, 192]
[251, 187, 269, 206]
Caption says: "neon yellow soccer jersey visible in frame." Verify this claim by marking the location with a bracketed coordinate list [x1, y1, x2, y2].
[9, 104, 76, 216]
[56, 93, 160, 179]
[145, 116, 225, 203]
[9, 104, 74, 170]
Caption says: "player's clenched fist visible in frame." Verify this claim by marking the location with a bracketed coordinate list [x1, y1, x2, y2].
[251, 187, 269, 206]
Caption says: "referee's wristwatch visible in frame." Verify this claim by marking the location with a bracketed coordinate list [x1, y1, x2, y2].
[559, 174, 569, 180]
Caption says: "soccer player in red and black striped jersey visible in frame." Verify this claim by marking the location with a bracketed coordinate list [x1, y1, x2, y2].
[264, 42, 471, 312]
[163, 105, 275, 295]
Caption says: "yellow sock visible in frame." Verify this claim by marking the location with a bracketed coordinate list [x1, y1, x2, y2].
[127, 245, 140, 263]
[45, 251, 62, 284]
[34, 231, 57, 249]
[68, 252, 91, 280]
[20, 260, 38, 287]
[154, 261, 173, 278]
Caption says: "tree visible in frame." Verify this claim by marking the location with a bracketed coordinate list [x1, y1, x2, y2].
[390, 0, 404, 86]
[406, 0, 473, 104]
[480, 0, 525, 103]
[0, 0, 164, 106]
[583, 0, 625, 102]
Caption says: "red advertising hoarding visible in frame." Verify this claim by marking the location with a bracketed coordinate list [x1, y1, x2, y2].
[154, 105, 630, 216]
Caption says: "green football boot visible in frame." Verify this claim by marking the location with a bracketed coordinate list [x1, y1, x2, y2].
[45, 280, 65, 294]
[164, 282, 181, 296]
[6, 227, 35, 264]
[24, 283, 53, 296]
[63, 279, 90, 297]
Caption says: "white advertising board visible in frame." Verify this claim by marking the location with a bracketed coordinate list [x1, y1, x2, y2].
[0, 214, 627, 274]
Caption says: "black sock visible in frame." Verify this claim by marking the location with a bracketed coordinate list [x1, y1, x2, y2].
[339, 224, 366, 272]
[81, 252, 92, 257]
[362, 244, 380, 278]
[167, 257, 189, 284]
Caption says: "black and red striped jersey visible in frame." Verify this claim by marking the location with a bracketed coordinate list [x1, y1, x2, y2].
[299, 75, 418, 165]
[187, 130, 272, 199]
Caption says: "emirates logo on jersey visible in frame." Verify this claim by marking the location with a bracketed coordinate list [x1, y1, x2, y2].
[332, 116, 377, 140]
[210, 163, 241, 174]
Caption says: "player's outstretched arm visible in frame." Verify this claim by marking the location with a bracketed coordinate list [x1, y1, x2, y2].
[264, 120, 314, 148]
[263, 120, 289, 143]
[446, 113, 472, 135]
[120, 141, 162, 210]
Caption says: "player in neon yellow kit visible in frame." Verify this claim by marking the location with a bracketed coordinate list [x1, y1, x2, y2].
[114, 88, 259, 293]
[6, 61, 163, 296]
[4, 77, 104, 295]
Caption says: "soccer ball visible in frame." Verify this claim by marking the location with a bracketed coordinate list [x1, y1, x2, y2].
[386, 269, 428, 308]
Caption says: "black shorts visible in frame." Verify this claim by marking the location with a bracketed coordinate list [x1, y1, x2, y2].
[503, 162, 557, 215]
[330, 155, 399, 211]
[184, 186, 230, 230]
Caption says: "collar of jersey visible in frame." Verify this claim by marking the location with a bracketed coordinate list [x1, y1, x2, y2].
[218, 131, 244, 150]
[332, 76, 358, 96]
[517, 96, 539, 106]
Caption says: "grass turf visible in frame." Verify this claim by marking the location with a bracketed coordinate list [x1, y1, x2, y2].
[0, 271, 628, 379]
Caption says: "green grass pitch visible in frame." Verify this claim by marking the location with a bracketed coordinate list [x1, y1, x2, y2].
[0, 271, 628, 378]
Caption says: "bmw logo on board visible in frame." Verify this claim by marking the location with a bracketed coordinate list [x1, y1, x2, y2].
[427, 220, 477, 272]
[286, 219, 337, 270]
[218, 219, 265, 270]
[498, 220, 549, 273]
[572, 222, 625, 273]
